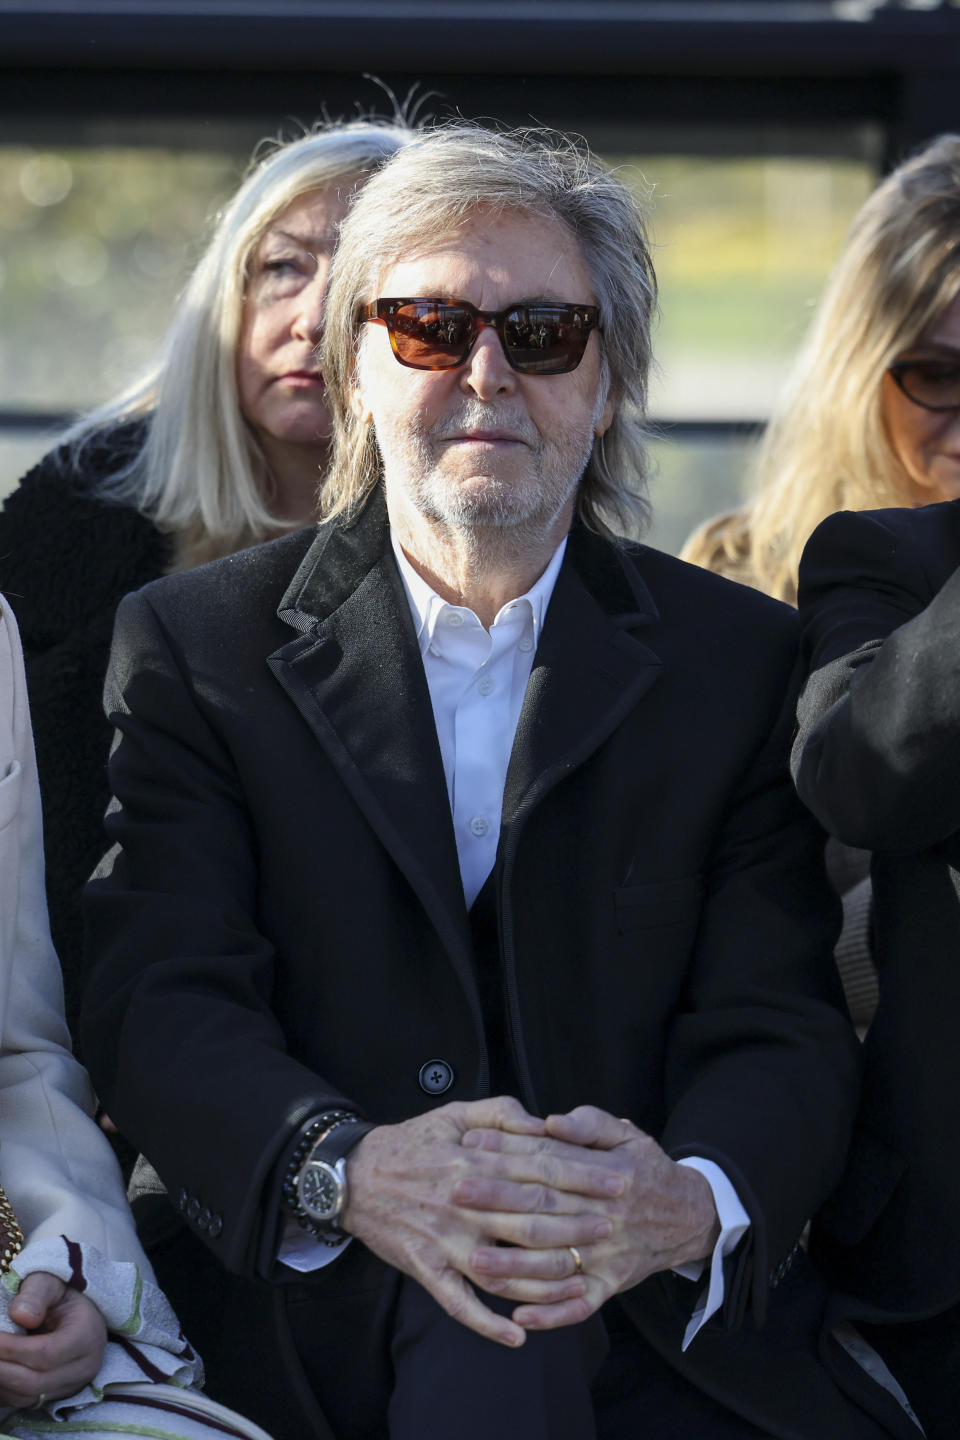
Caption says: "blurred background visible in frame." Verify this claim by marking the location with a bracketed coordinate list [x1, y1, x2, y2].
[2, 0, 959, 552]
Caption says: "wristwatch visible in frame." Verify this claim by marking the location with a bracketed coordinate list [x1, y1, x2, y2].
[283, 1111, 372, 1245]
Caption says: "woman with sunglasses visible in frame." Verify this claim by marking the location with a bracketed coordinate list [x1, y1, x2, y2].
[682, 133, 960, 601]
[787, 141, 960, 1440]
[0, 118, 413, 1051]
[682, 136, 960, 1041]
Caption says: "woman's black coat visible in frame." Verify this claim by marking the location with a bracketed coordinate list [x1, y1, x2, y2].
[794, 500, 960, 1438]
[0, 423, 168, 1040]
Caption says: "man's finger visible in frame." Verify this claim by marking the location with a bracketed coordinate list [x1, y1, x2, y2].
[476, 1209, 613, 1250]
[462, 1129, 584, 1161]
[452, 1161, 624, 1211]
[457, 1096, 546, 1136]
[473, 1274, 588, 1305]
[513, 1293, 600, 1331]
[471, 1243, 588, 1282]
[545, 1107, 638, 1150]
[428, 1271, 527, 1349]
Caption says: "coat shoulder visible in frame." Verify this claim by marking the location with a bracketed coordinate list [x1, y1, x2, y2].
[628, 541, 799, 648]
[800, 501, 960, 612]
[612, 542, 802, 724]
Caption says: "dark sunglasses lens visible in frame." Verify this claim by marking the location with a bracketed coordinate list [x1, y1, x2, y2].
[895, 361, 960, 410]
[503, 306, 591, 374]
[390, 303, 473, 369]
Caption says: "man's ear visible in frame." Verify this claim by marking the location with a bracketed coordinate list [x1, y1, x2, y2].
[595, 392, 615, 438]
[349, 380, 372, 424]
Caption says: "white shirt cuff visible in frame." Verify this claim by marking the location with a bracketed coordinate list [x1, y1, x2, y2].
[277, 1216, 352, 1273]
[673, 1157, 751, 1350]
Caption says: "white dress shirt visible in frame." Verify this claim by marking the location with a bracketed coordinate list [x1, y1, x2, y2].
[283, 535, 751, 1350]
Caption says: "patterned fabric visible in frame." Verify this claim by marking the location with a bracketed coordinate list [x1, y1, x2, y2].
[0, 1382, 272, 1439]
[0, 1240, 271, 1439]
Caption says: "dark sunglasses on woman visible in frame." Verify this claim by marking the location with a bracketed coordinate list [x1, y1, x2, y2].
[888, 357, 960, 411]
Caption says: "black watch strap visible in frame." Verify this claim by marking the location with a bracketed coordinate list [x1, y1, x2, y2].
[310, 1118, 375, 1167]
[282, 1111, 375, 1242]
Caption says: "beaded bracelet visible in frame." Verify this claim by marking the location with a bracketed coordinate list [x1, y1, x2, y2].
[282, 1110, 361, 1243]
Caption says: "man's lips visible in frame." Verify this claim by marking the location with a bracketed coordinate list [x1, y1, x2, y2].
[441, 430, 526, 445]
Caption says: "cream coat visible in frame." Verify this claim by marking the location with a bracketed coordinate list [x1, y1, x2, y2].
[0, 595, 147, 1265]
[0, 597, 241, 1435]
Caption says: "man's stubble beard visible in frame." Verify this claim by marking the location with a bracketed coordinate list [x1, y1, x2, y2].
[378, 396, 603, 567]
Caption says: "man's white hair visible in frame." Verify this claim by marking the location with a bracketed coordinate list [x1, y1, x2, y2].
[321, 123, 657, 541]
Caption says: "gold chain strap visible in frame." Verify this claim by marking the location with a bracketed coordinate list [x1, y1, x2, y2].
[0, 1183, 24, 1275]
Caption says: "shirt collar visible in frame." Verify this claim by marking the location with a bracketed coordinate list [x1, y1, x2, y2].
[390, 530, 568, 655]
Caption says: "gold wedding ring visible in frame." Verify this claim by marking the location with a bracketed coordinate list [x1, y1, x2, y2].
[568, 1245, 583, 1274]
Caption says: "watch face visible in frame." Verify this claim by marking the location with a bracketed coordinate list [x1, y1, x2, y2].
[300, 1160, 342, 1222]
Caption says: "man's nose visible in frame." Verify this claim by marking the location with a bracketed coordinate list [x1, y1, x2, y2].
[459, 327, 517, 400]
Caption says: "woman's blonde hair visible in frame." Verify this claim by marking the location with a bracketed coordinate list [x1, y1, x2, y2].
[682, 134, 960, 604]
[320, 123, 657, 541]
[64, 120, 414, 567]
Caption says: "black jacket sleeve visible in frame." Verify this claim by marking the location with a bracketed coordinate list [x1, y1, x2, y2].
[82, 588, 362, 1279]
[793, 504, 960, 852]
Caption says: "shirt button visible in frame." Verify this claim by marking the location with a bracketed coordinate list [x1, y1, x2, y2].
[470, 816, 489, 837]
[445, 612, 464, 627]
[476, 675, 494, 695]
[428, 643, 440, 657]
[419, 1059, 455, 1095]
[518, 637, 534, 652]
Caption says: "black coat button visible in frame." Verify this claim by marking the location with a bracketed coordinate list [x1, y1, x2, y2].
[419, 1059, 454, 1095]
[177, 1188, 188, 1212]
[208, 1214, 223, 1239]
[186, 1197, 200, 1220]
[198, 1207, 212, 1231]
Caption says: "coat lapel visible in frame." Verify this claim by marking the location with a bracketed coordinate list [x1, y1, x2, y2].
[266, 502, 664, 977]
[501, 527, 663, 837]
[267, 494, 472, 967]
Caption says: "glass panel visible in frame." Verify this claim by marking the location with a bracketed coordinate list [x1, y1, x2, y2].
[645, 430, 760, 557]
[603, 153, 876, 422]
[0, 146, 241, 412]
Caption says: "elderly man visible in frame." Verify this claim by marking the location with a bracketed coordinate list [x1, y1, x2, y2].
[83, 128, 911, 1439]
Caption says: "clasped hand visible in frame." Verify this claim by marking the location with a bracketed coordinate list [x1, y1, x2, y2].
[343, 1097, 719, 1347]
[0, 1272, 107, 1410]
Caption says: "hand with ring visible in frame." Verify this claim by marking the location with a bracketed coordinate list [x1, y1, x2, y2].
[0, 1271, 107, 1410]
[456, 1104, 721, 1332]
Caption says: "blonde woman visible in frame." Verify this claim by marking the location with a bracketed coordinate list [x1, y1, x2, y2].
[681, 135, 960, 1030]
[682, 133, 960, 606]
[0, 118, 413, 1042]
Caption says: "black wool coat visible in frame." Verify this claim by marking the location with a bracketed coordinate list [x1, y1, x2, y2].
[82, 491, 908, 1439]
[795, 501, 960, 1322]
[0, 422, 167, 1041]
